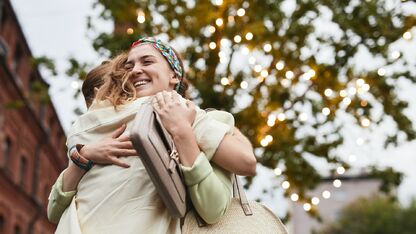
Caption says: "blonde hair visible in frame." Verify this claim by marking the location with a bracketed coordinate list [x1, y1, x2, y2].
[95, 47, 189, 108]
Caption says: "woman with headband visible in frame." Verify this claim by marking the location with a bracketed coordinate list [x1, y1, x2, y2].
[50, 37, 256, 234]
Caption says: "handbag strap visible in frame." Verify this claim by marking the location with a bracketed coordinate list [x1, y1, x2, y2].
[233, 174, 253, 216]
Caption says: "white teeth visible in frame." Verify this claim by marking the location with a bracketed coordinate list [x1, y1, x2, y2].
[134, 80, 150, 87]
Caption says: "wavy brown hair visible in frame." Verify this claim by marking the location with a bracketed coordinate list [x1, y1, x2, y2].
[82, 60, 110, 107]
[95, 46, 189, 108]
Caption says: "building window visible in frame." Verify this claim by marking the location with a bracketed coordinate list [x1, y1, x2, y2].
[2, 137, 11, 167]
[0, 215, 4, 233]
[14, 225, 21, 234]
[12, 44, 22, 72]
[19, 157, 27, 187]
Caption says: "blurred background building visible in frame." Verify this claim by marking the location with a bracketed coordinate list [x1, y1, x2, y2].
[0, 0, 67, 233]
[291, 175, 381, 234]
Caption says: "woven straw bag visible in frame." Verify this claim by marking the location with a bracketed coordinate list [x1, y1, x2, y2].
[182, 175, 288, 234]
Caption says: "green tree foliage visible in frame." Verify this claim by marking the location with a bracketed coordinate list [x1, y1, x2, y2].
[317, 196, 416, 234]
[86, 0, 415, 200]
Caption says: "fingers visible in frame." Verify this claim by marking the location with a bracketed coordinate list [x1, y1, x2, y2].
[112, 148, 138, 157]
[155, 92, 166, 108]
[109, 157, 130, 168]
[111, 124, 127, 138]
[114, 141, 134, 149]
[117, 135, 131, 142]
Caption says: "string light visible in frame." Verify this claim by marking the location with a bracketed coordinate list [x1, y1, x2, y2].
[336, 166, 345, 175]
[322, 107, 330, 116]
[265, 135, 273, 142]
[220, 77, 230, 85]
[403, 31, 412, 40]
[391, 51, 401, 59]
[311, 197, 320, 205]
[303, 203, 312, 211]
[356, 137, 364, 145]
[299, 113, 308, 122]
[280, 79, 290, 88]
[360, 100, 368, 107]
[277, 113, 286, 121]
[377, 68, 386, 76]
[220, 38, 227, 45]
[126, 28, 134, 35]
[285, 71, 294, 79]
[209, 42, 217, 49]
[261, 70, 269, 77]
[348, 87, 357, 95]
[356, 79, 365, 87]
[237, 8, 246, 16]
[214, 0, 223, 6]
[322, 190, 331, 199]
[260, 139, 269, 147]
[362, 84, 370, 92]
[361, 117, 371, 127]
[249, 57, 256, 65]
[254, 64, 262, 73]
[208, 26, 216, 33]
[349, 154, 357, 163]
[342, 97, 352, 106]
[282, 181, 290, 189]
[71, 81, 80, 89]
[291, 193, 299, 201]
[240, 81, 248, 89]
[324, 88, 333, 97]
[275, 61, 284, 70]
[339, 90, 347, 97]
[304, 69, 316, 80]
[274, 168, 282, 176]
[234, 35, 242, 43]
[242, 46, 250, 54]
[263, 43, 272, 52]
[245, 32, 253, 40]
[137, 9, 145, 23]
[216, 18, 224, 26]
[267, 117, 276, 127]
[333, 179, 342, 188]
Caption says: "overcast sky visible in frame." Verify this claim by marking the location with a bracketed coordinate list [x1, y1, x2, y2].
[10, 0, 416, 216]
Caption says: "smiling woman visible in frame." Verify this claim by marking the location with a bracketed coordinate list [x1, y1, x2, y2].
[48, 36, 256, 234]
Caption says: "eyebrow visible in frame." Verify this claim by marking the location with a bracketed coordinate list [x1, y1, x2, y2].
[126, 55, 157, 64]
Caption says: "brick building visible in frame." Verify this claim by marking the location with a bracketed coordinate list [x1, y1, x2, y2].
[0, 0, 67, 233]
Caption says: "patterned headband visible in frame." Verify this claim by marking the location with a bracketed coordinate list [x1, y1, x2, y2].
[131, 37, 183, 91]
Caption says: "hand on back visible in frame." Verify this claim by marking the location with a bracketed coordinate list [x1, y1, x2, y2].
[80, 124, 137, 168]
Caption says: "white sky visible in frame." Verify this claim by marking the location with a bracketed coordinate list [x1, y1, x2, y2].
[10, 0, 416, 217]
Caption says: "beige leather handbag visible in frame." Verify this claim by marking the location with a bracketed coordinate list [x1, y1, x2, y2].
[182, 175, 288, 234]
[130, 102, 187, 218]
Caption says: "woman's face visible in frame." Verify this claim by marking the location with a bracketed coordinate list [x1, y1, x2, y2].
[125, 44, 178, 97]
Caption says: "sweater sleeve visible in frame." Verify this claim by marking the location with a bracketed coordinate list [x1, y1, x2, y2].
[180, 152, 232, 224]
[192, 108, 234, 160]
[47, 170, 77, 224]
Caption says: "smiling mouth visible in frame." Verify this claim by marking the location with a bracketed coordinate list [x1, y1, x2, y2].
[133, 79, 151, 87]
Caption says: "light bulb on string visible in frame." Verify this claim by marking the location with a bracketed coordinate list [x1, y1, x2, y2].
[403, 31, 412, 40]
[220, 77, 230, 85]
[245, 32, 253, 40]
[263, 43, 272, 52]
[261, 70, 269, 77]
[333, 179, 342, 188]
[285, 71, 294, 79]
[311, 197, 320, 205]
[240, 81, 248, 89]
[208, 26, 216, 33]
[324, 88, 333, 97]
[214, 0, 223, 6]
[234, 35, 242, 43]
[290, 193, 299, 201]
[322, 190, 331, 199]
[237, 8, 246, 16]
[377, 68, 386, 76]
[282, 181, 290, 189]
[249, 57, 256, 65]
[209, 42, 217, 50]
[137, 9, 145, 23]
[254, 64, 262, 73]
[126, 28, 134, 35]
[277, 113, 286, 121]
[215, 18, 224, 27]
[356, 78, 365, 87]
[303, 203, 311, 211]
[274, 168, 282, 176]
[275, 61, 284, 70]
[336, 166, 345, 175]
[322, 107, 330, 116]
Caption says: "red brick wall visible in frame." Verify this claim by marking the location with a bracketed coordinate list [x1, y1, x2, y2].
[0, 1, 68, 233]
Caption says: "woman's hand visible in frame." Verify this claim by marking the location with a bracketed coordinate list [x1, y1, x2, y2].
[152, 90, 200, 167]
[152, 91, 196, 136]
[80, 124, 137, 168]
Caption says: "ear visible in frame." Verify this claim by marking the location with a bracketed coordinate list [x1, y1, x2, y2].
[169, 74, 179, 85]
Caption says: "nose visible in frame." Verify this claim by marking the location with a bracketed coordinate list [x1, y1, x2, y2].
[131, 63, 143, 75]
